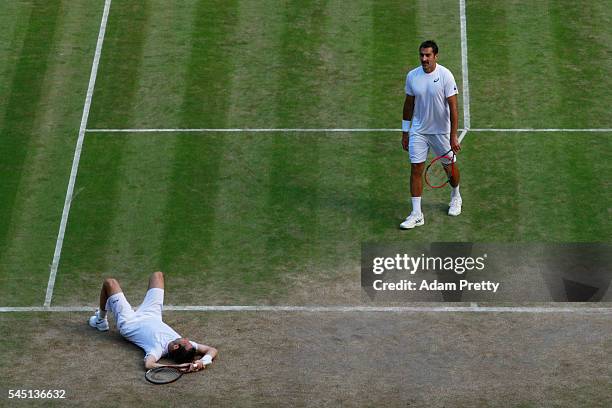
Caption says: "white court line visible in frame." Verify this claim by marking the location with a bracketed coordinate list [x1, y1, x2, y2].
[459, 0, 471, 130]
[1, 305, 611, 314]
[86, 128, 401, 133]
[470, 128, 612, 132]
[85, 127, 612, 133]
[44, 0, 112, 308]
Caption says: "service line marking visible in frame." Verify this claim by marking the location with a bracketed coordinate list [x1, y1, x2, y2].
[2, 305, 611, 314]
[470, 128, 612, 132]
[85, 128, 612, 133]
[86, 128, 400, 133]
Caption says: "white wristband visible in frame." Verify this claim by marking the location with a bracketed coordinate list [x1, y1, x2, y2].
[402, 120, 411, 132]
[200, 355, 213, 366]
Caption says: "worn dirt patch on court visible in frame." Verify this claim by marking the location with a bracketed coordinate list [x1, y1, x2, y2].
[1, 311, 610, 407]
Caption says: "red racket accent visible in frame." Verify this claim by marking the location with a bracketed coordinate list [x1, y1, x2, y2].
[424, 151, 455, 189]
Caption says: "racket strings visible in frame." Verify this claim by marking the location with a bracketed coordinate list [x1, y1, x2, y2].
[428, 162, 450, 186]
[426, 158, 454, 188]
[146, 367, 182, 384]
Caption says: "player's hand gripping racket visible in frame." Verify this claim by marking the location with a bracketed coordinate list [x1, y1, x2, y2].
[424, 149, 456, 189]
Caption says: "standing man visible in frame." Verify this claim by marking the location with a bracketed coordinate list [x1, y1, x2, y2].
[400, 40, 462, 230]
[88, 271, 218, 371]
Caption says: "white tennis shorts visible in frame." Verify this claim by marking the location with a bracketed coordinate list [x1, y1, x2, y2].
[408, 132, 454, 164]
[106, 288, 164, 332]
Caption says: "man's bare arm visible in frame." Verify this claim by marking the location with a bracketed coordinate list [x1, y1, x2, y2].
[143, 355, 192, 371]
[402, 95, 415, 151]
[193, 343, 218, 370]
[144, 355, 159, 370]
[447, 94, 460, 153]
[196, 343, 218, 358]
[403, 94, 415, 121]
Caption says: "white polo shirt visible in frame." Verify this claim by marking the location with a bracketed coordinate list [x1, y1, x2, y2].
[107, 288, 198, 362]
[405, 64, 458, 135]
[121, 317, 187, 361]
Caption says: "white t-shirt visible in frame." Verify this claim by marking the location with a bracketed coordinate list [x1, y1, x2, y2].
[405, 64, 458, 134]
[107, 288, 200, 362]
[120, 317, 196, 361]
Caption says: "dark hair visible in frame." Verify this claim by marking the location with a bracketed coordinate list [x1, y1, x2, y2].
[168, 341, 197, 363]
[419, 40, 439, 55]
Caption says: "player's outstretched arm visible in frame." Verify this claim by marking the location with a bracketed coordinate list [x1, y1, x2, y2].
[193, 343, 218, 370]
[145, 355, 199, 372]
[144, 354, 193, 371]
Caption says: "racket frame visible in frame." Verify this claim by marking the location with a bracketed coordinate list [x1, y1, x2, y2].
[424, 149, 456, 189]
[145, 366, 185, 385]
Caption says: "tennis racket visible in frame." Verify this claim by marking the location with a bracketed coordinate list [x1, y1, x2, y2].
[424, 149, 456, 189]
[145, 366, 187, 385]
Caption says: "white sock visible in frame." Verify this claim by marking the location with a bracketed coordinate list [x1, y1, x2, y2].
[451, 185, 461, 199]
[97, 309, 107, 320]
[411, 197, 422, 215]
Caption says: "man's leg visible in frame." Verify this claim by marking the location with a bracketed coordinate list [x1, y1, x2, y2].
[410, 162, 425, 212]
[447, 164, 460, 188]
[99, 278, 123, 314]
[447, 163, 462, 216]
[90, 278, 122, 331]
[431, 133, 462, 216]
[400, 162, 426, 229]
[136, 272, 165, 319]
[401, 133, 427, 230]
[148, 271, 164, 290]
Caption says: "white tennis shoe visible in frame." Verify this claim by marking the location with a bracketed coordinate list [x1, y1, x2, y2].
[399, 213, 425, 229]
[448, 196, 462, 216]
[88, 310, 109, 331]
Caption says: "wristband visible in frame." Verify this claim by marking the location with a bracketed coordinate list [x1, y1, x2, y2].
[200, 355, 213, 365]
[402, 120, 411, 132]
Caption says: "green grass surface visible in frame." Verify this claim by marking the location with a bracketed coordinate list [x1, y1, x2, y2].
[52, 131, 611, 306]
[87, 0, 463, 130]
[469, 0, 612, 128]
[0, 1, 103, 306]
[0, 0, 610, 306]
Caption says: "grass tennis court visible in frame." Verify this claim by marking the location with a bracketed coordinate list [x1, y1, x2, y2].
[1, 0, 610, 406]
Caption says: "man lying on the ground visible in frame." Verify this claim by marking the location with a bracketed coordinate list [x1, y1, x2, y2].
[88, 271, 218, 371]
